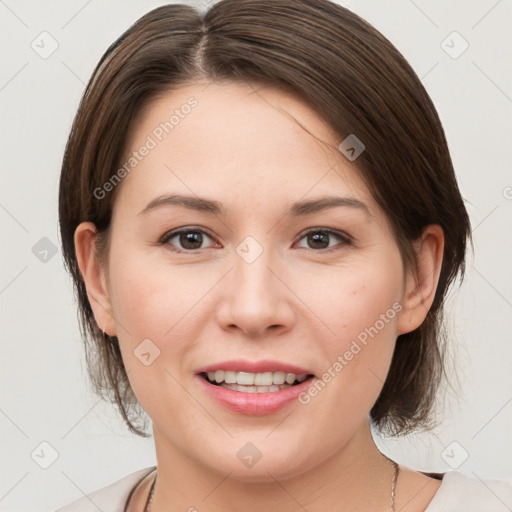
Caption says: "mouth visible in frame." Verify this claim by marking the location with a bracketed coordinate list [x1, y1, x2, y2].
[200, 370, 315, 393]
[195, 360, 316, 414]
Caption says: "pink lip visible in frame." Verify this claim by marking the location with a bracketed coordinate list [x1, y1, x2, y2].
[195, 359, 312, 375]
[196, 374, 315, 415]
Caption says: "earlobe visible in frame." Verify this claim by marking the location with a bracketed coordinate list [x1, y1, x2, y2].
[74, 222, 117, 337]
[397, 225, 444, 335]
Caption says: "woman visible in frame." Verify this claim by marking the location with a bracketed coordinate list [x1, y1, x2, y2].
[56, 0, 512, 510]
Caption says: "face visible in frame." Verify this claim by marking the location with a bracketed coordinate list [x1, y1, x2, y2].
[86, 81, 417, 481]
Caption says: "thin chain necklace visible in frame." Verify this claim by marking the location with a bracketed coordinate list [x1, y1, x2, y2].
[390, 459, 400, 511]
[144, 460, 400, 511]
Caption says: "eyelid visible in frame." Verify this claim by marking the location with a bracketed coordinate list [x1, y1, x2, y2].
[297, 227, 353, 243]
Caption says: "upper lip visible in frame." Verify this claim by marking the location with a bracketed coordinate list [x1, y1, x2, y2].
[196, 359, 314, 376]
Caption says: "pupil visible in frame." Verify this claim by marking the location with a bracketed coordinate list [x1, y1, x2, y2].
[181, 232, 202, 249]
[308, 232, 329, 249]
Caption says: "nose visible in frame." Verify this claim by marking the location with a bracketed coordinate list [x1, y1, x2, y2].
[216, 242, 295, 339]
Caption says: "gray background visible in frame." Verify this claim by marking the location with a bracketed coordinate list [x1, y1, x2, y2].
[1, 0, 511, 511]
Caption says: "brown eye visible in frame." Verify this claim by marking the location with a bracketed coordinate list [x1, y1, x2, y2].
[295, 229, 352, 251]
[160, 228, 216, 252]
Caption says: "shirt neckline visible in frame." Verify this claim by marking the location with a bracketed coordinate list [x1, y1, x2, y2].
[123, 467, 157, 512]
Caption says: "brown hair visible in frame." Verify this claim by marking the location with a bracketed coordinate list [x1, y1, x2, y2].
[59, 0, 471, 437]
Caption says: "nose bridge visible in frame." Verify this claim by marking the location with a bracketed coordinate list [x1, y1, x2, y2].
[234, 234, 278, 302]
[220, 234, 293, 336]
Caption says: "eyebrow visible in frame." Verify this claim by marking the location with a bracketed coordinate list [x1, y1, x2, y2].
[137, 193, 370, 217]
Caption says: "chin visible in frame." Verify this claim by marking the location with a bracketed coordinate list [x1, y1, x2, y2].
[198, 442, 317, 483]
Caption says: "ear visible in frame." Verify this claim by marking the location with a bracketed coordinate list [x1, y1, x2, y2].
[74, 222, 117, 337]
[397, 224, 445, 335]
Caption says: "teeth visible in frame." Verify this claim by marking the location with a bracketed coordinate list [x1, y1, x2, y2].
[237, 372, 255, 385]
[285, 373, 296, 384]
[205, 370, 309, 387]
[219, 383, 291, 393]
[224, 371, 237, 384]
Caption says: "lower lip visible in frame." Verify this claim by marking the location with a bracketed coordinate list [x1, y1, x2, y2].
[197, 375, 315, 415]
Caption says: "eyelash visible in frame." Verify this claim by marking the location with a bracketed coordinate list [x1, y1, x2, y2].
[158, 226, 353, 253]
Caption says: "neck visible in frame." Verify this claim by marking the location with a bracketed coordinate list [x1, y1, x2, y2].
[149, 421, 396, 512]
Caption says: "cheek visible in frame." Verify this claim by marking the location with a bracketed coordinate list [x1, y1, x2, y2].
[307, 256, 403, 345]
[107, 252, 206, 342]
[105, 254, 204, 419]
[301, 255, 404, 404]
[105, 251, 223, 411]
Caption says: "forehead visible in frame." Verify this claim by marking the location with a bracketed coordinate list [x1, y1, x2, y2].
[115, 81, 374, 216]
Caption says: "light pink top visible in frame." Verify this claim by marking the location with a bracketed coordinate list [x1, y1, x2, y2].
[55, 466, 512, 511]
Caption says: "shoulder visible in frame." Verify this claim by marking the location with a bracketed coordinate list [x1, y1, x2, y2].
[54, 466, 157, 512]
[425, 471, 512, 512]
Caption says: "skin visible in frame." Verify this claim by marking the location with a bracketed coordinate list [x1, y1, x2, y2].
[75, 81, 445, 511]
